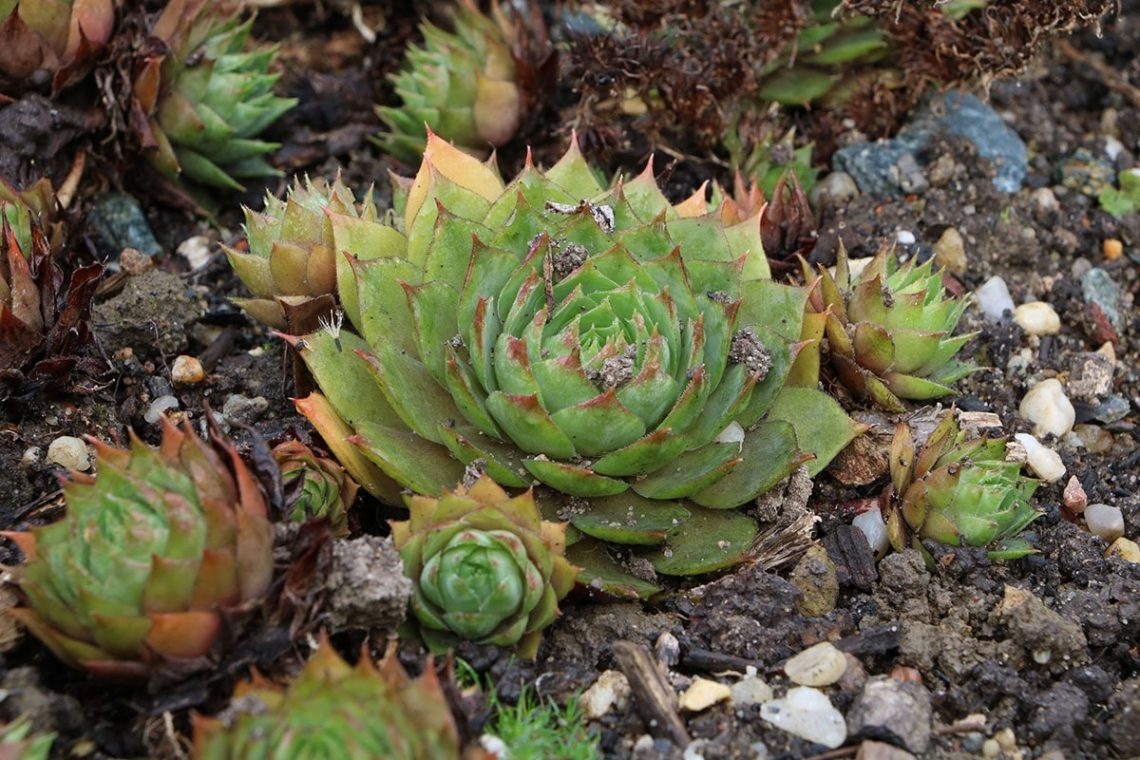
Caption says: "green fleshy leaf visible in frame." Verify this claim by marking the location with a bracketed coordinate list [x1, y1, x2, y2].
[767, 386, 866, 476]
[639, 507, 758, 575]
[353, 421, 465, 495]
[522, 459, 628, 497]
[690, 419, 804, 508]
[570, 492, 690, 545]
[565, 538, 660, 599]
[633, 442, 742, 500]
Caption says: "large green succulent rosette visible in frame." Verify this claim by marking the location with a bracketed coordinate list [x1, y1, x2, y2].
[291, 133, 861, 583]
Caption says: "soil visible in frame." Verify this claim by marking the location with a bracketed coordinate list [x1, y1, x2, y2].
[1, 2, 1139, 759]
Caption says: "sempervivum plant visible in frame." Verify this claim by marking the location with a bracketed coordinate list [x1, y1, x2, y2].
[193, 637, 485, 760]
[1, 189, 102, 393]
[801, 243, 976, 413]
[884, 412, 1041, 560]
[287, 133, 861, 579]
[225, 175, 378, 331]
[0, 718, 54, 760]
[132, 0, 295, 190]
[391, 474, 577, 657]
[274, 440, 358, 537]
[4, 419, 274, 678]
[377, 0, 521, 162]
[0, 0, 114, 93]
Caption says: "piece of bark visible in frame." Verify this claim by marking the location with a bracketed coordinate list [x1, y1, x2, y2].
[822, 525, 878, 590]
[612, 640, 690, 746]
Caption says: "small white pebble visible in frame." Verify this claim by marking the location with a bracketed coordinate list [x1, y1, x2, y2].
[171, 355, 205, 385]
[1085, 503, 1125, 543]
[1031, 187, 1059, 212]
[760, 687, 846, 749]
[895, 230, 916, 245]
[479, 735, 508, 758]
[145, 395, 181, 424]
[679, 678, 732, 712]
[731, 669, 774, 707]
[1106, 537, 1140, 563]
[852, 507, 891, 558]
[976, 276, 1016, 321]
[1103, 136, 1125, 161]
[47, 436, 91, 471]
[176, 235, 213, 271]
[784, 642, 847, 687]
[1013, 302, 1061, 336]
[579, 670, 630, 719]
[20, 447, 40, 468]
[1013, 434, 1066, 482]
[982, 738, 1001, 758]
[1019, 378, 1076, 438]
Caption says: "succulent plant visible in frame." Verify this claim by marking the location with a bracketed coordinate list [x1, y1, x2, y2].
[391, 475, 577, 657]
[0, 0, 114, 93]
[193, 636, 485, 760]
[884, 411, 1041, 560]
[0, 717, 54, 760]
[800, 243, 976, 413]
[288, 133, 861, 578]
[377, 0, 521, 162]
[1, 190, 102, 392]
[4, 418, 275, 678]
[225, 176, 377, 331]
[0, 176, 61, 253]
[132, 0, 295, 190]
[274, 440, 358, 537]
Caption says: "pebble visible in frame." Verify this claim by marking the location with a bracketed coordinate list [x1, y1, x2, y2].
[1018, 378, 1075, 437]
[171, 355, 205, 385]
[853, 507, 891, 558]
[1013, 302, 1061, 336]
[1106, 537, 1140, 563]
[895, 230, 916, 246]
[47, 436, 91, 471]
[994, 728, 1017, 752]
[177, 235, 213, 270]
[1062, 476, 1088, 515]
[810, 171, 859, 206]
[19, 447, 39, 468]
[856, 741, 917, 760]
[221, 394, 270, 425]
[760, 687, 847, 749]
[976, 276, 1015, 321]
[89, 192, 162, 260]
[846, 676, 933, 754]
[1080, 395, 1129, 424]
[679, 677, 732, 712]
[1103, 238, 1123, 261]
[1081, 267, 1123, 329]
[1031, 187, 1059, 212]
[144, 395, 180, 424]
[789, 545, 838, 617]
[1013, 434, 1066, 482]
[731, 667, 774, 707]
[933, 227, 967, 275]
[1068, 352, 1115, 400]
[579, 670, 630, 719]
[1085, 504, 1125, 543]
[784, 642, 847, 687]
[982, 738, 1001, 758]
[1072, 423, 1114, 453]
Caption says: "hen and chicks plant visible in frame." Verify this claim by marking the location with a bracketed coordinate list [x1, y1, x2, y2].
[5, 419, 274, 678]
[283, 132, 860, 578]
[0, 0, 114, 93]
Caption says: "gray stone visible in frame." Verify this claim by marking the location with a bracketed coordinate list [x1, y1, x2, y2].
[1068, 352, 1115, 400]
[321, 535, 411, 634]
[809, 171, 860, 206]
[1057, 148, 1117, 197]
[846, 676, 933, 753]
[90, 193, 162, 260]
[833, 91, 1027, 196]
[1081, 267, 1123, 328]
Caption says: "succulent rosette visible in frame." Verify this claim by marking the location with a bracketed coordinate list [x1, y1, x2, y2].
[391, 475, 577, 657]
[274, 440, 358, 537]
[884, 412, 1041, 560]
[193, 636, 482, 760]
[225, 176, 377, 331]
[801, 243, 976, 413]
[0, 0, 114, 93]
[4, 419, 274, 678]
[0, 718, 54, 760]
[287, 133, 861, 580]
[133, 0, 295, 190]
[377, 0, 521, 162]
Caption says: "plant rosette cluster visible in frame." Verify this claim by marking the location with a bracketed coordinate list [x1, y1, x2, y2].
[4, 419, 274, 678]
[0, 0, 114, 94]
[391, 475, 577, 657]
[193, 636, 490, 760]
[274, 440, 358, 537]
[282, 132, 862, 594]
[796, 242, 977, 413]
[132, 0, 295, 191]
[884, 411, 1041, 561]
[0, 717, 54, 760]
[377, 0, 521, 162]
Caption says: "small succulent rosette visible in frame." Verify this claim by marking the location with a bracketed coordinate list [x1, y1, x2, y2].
[0, 0, 114, 93]
[193, 636, 484, 760]
[800, 242, 977, 412]
[884, 411, 1041, 560]
[4, 419, 274, 678]
[391, 475, 577, 658]
[273, 439, 358, 537]
[133, 0, 295, 190]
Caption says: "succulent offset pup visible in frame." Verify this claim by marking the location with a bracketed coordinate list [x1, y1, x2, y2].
[193, 636, 487, 760]
[288, 132, 861, 577]
[800, 243, 976, 413]
[0, 0, 114, 93]
[884, 412, 1041, 560]
[377, 0, 521, 162]
[133, 0, 295, 190]
[274, 439, 359, 537]
[4, 419, 274, 678]
[225, 175, 377, 331]
[391, 474, 577, 657]
[0, 718, 53, 760]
